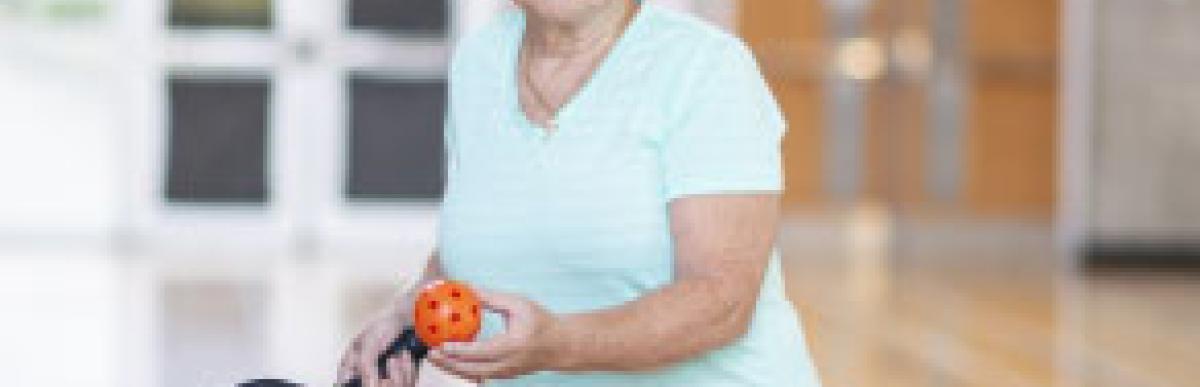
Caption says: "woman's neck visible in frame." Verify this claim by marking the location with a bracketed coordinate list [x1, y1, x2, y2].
[523, 1, 636, 58]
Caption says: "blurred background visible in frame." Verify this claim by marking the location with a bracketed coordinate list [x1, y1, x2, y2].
[1, 0, 1198, 386]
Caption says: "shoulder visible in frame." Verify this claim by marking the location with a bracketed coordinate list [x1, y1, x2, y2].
[635, 7, 775, 116]
[638, 6, 758, 64]
[629, 5, 766, 102]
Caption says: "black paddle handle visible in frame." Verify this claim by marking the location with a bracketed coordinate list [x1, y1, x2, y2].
[343, 326, 428, 387]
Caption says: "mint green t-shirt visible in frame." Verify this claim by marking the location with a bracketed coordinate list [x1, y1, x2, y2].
[438, 5, 820, 386]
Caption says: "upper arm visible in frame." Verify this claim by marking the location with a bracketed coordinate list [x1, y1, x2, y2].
[668, 194, 779, 301]
[658, 39, 784, 323]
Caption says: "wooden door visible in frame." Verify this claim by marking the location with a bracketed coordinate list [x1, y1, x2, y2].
[738, 0, 1058, 218]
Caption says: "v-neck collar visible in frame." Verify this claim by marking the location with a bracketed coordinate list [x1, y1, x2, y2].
[505, 4, 654, 141]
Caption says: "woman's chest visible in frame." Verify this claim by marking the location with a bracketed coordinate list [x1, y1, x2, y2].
[450, 83, 669, 200]
[442, 85, 675, 263]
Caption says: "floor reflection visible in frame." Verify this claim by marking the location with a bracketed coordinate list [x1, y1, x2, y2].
[779, 215, 1199, 387]
[163, 280, 266, 385]
[1, 217, 1198, 386]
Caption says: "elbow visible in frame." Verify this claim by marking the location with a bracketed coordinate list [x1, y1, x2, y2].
[695, 275, 759, 350]
[712, 298, 755, 348]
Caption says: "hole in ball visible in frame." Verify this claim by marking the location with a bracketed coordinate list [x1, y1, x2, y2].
[428, 300, 438, 310]
[451, 312, 460, 322]
[428, 325, 438, 334]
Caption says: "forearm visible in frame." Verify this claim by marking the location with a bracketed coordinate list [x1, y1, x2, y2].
[549, 276, 756, 372]
[425, 196, 779, 381]
[547, 196, 778, 372]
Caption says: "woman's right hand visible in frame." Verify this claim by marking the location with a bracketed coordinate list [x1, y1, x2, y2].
[337, 309, 418, 387]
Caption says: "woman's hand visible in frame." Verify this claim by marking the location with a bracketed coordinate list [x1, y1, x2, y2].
[337, 309, 418, 387]
[426, 290, 566, 382]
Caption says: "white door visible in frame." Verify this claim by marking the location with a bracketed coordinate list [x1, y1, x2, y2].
[119, 0, 507, 261]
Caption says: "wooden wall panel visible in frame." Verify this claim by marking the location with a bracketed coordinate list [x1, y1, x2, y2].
[965, 0, 1058, 217]
[864, 0, 931, 207]
[739, 0, 827, 207]
[737, 0, 1059, 217]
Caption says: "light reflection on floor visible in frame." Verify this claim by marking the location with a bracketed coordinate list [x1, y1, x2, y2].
[2, 216, 1198, 387]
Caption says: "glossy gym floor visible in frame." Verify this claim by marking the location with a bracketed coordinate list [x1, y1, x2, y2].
[4, 210, 1196, 387]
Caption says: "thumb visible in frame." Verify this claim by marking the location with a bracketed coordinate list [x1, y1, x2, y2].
[474, 289, 526, 317]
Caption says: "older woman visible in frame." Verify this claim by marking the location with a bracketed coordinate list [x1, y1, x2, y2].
[338, 1, 820, 386]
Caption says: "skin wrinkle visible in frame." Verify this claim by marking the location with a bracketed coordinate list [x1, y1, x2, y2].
[516, 0, 635, 130]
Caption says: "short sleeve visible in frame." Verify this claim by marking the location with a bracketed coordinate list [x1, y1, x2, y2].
[660, 42, 786, 200]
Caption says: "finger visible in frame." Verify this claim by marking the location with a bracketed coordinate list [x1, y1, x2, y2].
[474, 289, 525, 316]
[400, 351, 417, 386]
[384, 357, 403, 387]
[474, 290, 540, 343]
[336, 349, 359, 383]
[358, 340, 383, 387]
[336, 349, 350, 382]
[425, 348, 453, 372]
[426, 348, 478, 379]
[427, 347, 518, 381]
[338, 335, 368, 382]
[436, 339, 519, 362]
[356, 355, 374, 387]
[430, 353, 515, 382]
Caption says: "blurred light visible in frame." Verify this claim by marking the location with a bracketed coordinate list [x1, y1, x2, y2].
[42, 0, 106, 20]
[892, 27, 931, 78]
[836, 37, 885, 81]
[170, 0, 272, 28]
[1, 0, 107, 21]
[0, 255, 121, 387]
[1, 1, 18, 18]
[823, 0, 871, 15]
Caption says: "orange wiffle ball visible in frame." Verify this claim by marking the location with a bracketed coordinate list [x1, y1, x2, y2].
[412, 280, 482, 348]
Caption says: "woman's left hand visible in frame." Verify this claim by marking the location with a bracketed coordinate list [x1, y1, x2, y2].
[426, 289, 566, 382]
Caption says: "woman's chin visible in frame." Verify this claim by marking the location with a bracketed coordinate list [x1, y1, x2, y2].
[514, 0, 623, 24]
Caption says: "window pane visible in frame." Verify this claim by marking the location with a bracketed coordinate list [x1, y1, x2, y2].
[166, 77, 271, 203]
[346, 77, 445, 200]
[170, 0, 273, 28]
[348, 0, 447, 33]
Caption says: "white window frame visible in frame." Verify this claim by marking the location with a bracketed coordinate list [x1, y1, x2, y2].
[114, 0, 511, 260]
